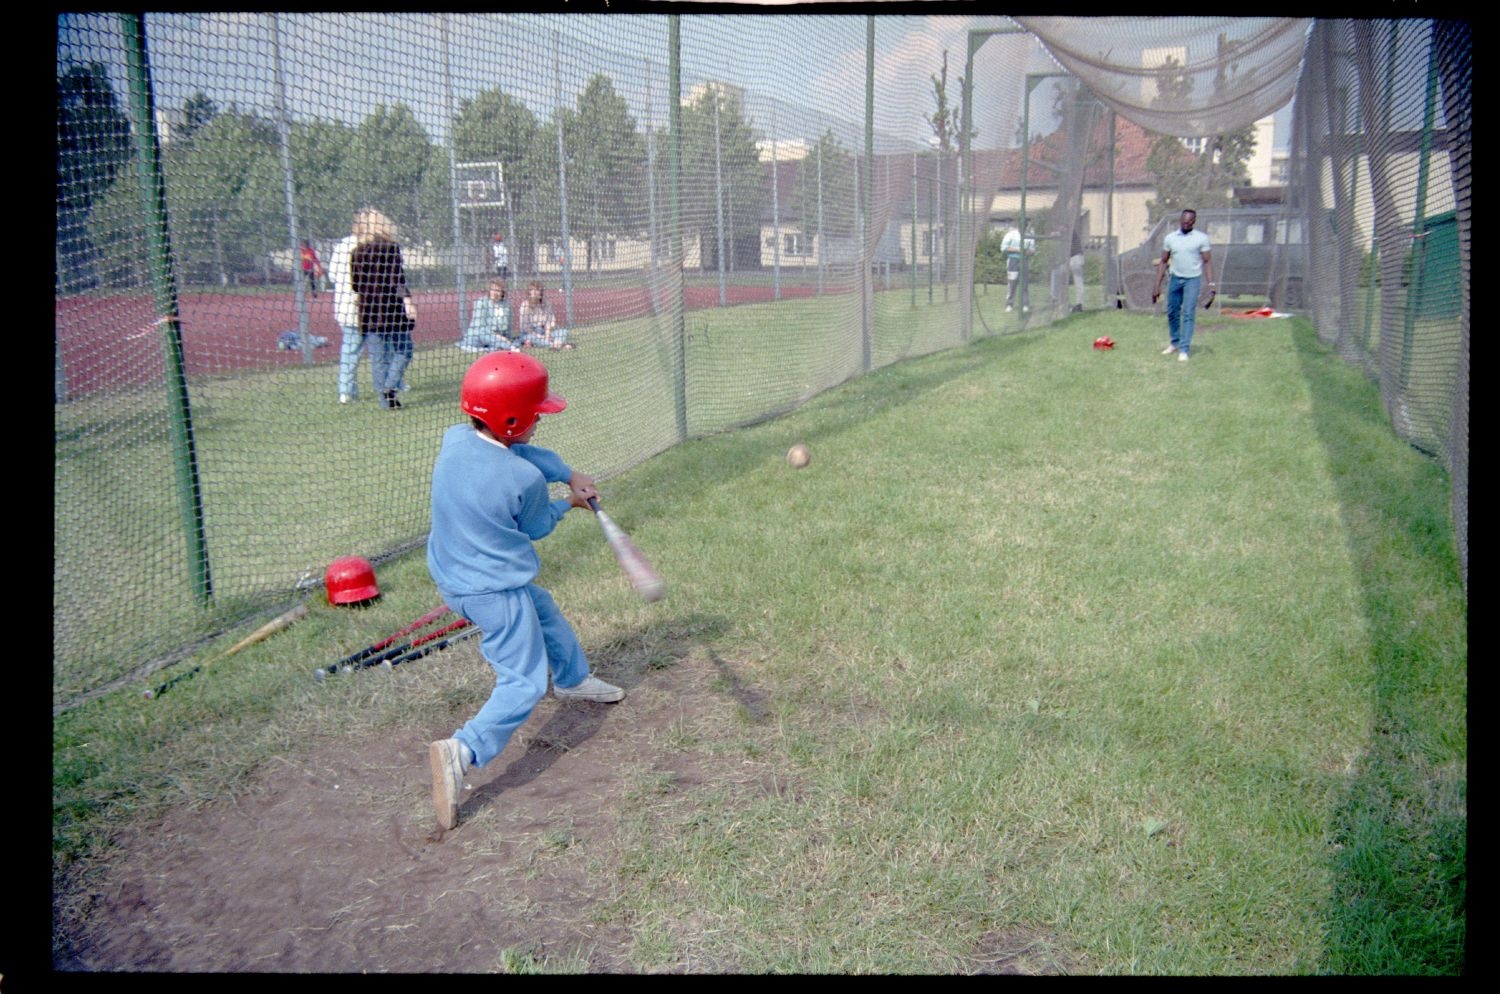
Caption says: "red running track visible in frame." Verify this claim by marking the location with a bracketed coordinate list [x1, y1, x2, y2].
[55, 280, 837, 399]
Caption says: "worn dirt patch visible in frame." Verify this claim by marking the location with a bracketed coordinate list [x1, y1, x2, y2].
[54, 649, 768, 973]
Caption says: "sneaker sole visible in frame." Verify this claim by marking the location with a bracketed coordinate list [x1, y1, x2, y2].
[428, 741, 461, 830]
[553, 688, 625, 703]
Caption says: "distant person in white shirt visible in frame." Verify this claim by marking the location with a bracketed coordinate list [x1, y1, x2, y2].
[1151, 209, 1215, 361]
[1001, 224, 1036, 312]
[330, 211, 367, 403]
[491, 233, 509, 279]
[1051, 219, 1086, 313]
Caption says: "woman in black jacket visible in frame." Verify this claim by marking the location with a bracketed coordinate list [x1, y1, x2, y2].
[349, 209, 417, 409]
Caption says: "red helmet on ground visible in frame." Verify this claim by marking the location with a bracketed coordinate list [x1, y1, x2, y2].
[325, 555, 380, 605]
[460, 351, 566, 438]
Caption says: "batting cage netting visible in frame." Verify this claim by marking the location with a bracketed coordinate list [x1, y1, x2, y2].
[55, 15, 1468, 707]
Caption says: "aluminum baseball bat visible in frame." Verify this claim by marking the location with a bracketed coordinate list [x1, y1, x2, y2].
[587, 497, 666, 603]
[315, 618, 472, 681]
[382, 625, 482, 670]
[321, 605, 451, 675]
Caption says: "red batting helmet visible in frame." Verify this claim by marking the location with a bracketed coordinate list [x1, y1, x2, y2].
[461, 351, 566, 439]
[325, 555, 380, 605]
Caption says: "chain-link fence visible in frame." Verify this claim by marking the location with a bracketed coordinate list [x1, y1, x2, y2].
[1286, 19, 1469, 591]
[56, 15, 1468, 706]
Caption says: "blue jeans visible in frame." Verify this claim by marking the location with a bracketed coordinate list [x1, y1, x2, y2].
[522, 327, 570, 349]
[1005, 257, 1028, 307]
[337, 325, 364, 398]
[1166, 275, 1202, 354]
[444, 584, 592, 768]
[367, 331, 412, 403]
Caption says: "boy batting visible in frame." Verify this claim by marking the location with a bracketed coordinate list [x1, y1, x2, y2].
[425, 351, 624, 831]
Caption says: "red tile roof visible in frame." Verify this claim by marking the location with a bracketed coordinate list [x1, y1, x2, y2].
[977, 114, 1186, 190]
[755, 116, 1185, 221]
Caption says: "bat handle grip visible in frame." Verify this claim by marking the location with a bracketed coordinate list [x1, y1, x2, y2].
[587, 497, 601, 513]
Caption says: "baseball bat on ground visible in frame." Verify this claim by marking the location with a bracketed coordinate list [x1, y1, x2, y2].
[321, 605, 452, 675]
[315, 618, 472, 681]
[382, 624, 482, 670]
[145, 602, 310, 699]
[587, 497, 666, 603]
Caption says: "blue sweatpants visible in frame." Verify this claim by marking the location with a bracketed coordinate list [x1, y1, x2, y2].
[443, 583, 591, 768]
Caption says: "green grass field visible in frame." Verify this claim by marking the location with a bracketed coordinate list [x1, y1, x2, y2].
[53, 283, 1010, 702]
[53, 302, 1465, 973]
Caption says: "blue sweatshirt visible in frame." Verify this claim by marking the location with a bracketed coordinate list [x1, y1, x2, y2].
[427, 425, 575, 597]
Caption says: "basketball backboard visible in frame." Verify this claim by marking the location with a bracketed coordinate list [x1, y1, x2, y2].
[455, 161, 505, 208]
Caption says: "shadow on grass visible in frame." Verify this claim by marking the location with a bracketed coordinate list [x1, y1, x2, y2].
[1293, 322, 1466, 975]
[465, 612, 729, 808]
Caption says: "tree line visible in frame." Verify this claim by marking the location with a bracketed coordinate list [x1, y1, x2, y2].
[58, 64, 870, 291]
[59, 52, 1257, 293]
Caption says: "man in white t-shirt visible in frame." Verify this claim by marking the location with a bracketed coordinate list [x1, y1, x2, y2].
[1151, 209, 1215, 361]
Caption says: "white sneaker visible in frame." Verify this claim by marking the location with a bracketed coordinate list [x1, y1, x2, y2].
[1161, 346, 1177, 355]
[1022, 306, 1030, 313]
[1178, 351, 1189, 362]
[1005, 305, 1013, 312]
[339, 394, 352, 404]
[553, 675, 625, 703]
[428, 738, 467, 830]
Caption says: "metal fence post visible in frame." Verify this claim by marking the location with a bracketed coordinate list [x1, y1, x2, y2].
[646, 57, 660, 315]
[270, 14, 313, 366]
[119, 12, 213, 606]
[863, 15, 874, 372]
[554, 30, 574, 327]
[714, 86, 726, 307]
[441, 15, 465, 325]
[772, 108, 781, 300]
[668, 15, 687, 441]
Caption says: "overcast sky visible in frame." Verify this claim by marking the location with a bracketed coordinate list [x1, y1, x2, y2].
[62, 13, 1296, 153]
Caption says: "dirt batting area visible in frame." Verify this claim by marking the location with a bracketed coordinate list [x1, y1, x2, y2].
[53, 646, 779, 973]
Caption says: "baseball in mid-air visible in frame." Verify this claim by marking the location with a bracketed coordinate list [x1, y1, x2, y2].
[787, 443, 811, 469]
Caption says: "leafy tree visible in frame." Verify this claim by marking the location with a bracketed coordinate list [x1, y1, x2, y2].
[973, 229, 1008, 285]
[450, 87, 539, 259]
[163, 106, 277, 284]
[178, 91, 219, 145]
[565, 74, 646, 271]
[786, 130, 857, 240]
[57, 62, 133, 290]
[928, 50, 976, 278]
[338, 102, 434, 236]
[289, 118, 360, 241]
[678, 85, 763, 271]
[1143, 54, 1256, 224]
[84, 151, 146, 288]
[928, 49, 975, 155]
[522, 74, 649, 273]
[87, 98, 282, 286]
[416, 144, 460, 252]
